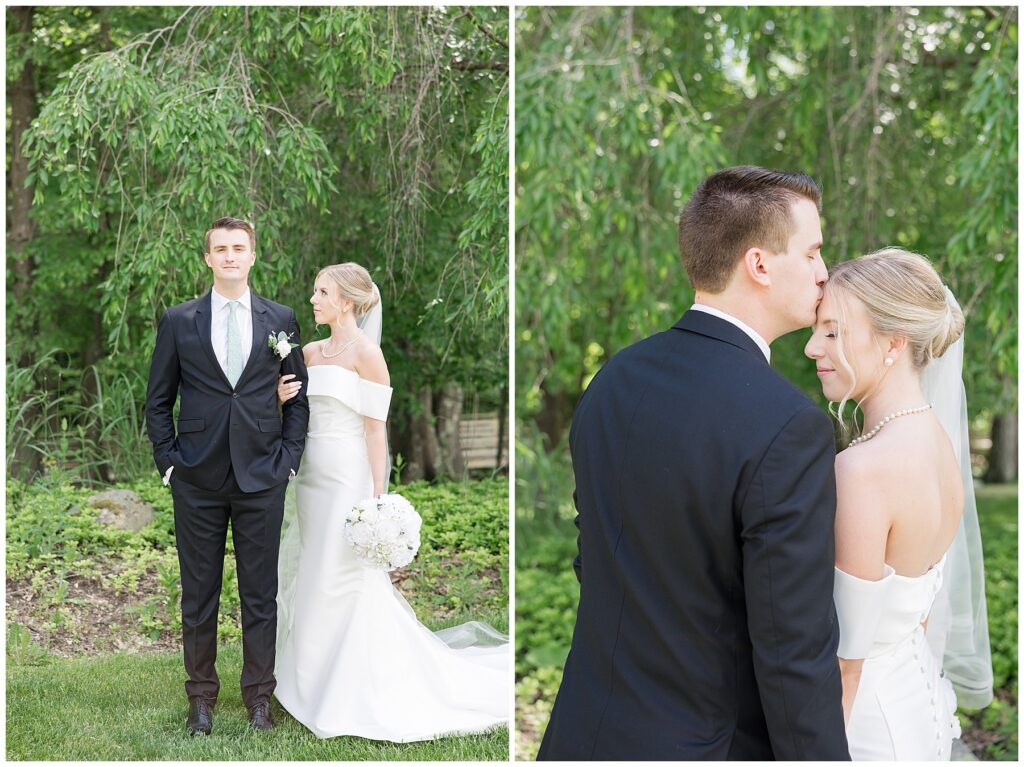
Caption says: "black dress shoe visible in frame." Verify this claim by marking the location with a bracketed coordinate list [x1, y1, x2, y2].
[247, 699, 274, 731]
[186, 697, 215, 736]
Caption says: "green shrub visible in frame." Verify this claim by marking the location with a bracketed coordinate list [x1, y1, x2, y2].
[7, 475, 508, 653]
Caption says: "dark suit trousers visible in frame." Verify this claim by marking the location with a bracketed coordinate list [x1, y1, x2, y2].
[171, 466, 287, 706]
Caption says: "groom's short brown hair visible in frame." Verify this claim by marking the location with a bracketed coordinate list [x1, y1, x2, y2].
[205, 217, 255, 253]
[678, 166, 822, 293]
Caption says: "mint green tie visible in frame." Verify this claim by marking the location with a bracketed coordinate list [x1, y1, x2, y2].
[226, 300, 242, 387]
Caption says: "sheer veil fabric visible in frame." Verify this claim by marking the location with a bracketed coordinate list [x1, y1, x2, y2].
[921, 287, 993, 709]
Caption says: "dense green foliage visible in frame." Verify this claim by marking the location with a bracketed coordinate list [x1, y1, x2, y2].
[514, 483, 1018, 760]
[7, 475, 508, 651]
[8, 6, 509, 481]
[516, 6, 1017, 465]
[7, 646, 507, 760]
[961, 485, 1020, 761]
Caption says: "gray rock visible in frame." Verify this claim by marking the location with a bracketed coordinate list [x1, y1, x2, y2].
[89, 490, 156, 532]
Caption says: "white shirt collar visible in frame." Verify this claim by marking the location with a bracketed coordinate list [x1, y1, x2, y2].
[689, 303, 771, 363]
[211, 286, 251, 313]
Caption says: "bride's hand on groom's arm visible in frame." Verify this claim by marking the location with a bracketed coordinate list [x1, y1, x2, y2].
[279, 311, 309, 478]
[278, 374, 301, 405]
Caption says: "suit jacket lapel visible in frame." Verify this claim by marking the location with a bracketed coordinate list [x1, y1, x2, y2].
[673, 309, 769, 364]
[193, 291, 233, 389]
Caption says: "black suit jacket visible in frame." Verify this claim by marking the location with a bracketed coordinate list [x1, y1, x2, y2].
[538, 310, 849, 761]
[145, 290, 309, 493]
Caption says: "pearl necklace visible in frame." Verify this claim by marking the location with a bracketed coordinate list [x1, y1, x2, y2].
[848, 404, 933, 447]
[321, 333, 360, 359]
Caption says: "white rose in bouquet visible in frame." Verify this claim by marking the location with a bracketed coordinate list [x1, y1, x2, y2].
[344, 493, 422, 571]
[348, 520, 373, 547]
[376, 517, 402, 542]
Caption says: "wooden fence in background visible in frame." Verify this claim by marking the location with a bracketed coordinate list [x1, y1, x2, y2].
[459, 412, 507, 471]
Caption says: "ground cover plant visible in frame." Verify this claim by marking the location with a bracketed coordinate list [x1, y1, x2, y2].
[7, 475, 509, 760]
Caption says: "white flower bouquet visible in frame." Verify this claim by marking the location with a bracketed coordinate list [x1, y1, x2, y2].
[344, 493, 422, 571]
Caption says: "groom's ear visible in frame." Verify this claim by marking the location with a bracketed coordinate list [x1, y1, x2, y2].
[742, 247, 771, 288]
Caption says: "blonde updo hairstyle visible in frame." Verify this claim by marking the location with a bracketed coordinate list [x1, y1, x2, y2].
[826, 247, 964, 440]
[316, 262, 379, 318]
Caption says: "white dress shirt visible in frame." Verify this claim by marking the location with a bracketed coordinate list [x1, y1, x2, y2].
[211, 286, 253, 379]
[690, 303, 771, 363]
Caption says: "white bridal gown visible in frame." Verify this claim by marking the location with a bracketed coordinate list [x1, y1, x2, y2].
[274, 364, 509, 741]
[836, 552, 962, 760]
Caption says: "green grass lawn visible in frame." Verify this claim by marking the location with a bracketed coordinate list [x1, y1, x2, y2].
[7, 475, 509, 760]
[515, 482, 1018, 761]
[7, 643, 508, 760]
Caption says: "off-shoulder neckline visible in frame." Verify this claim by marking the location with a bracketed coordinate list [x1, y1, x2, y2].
[307, 364, 391, 389]
[308, 363, 358, 377]
[837, 551, 948, 583]
[889, 551, 948, 581]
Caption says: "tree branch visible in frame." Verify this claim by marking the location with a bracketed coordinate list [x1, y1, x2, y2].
[451, 60, 508, 72]
[464, 8, 508, 50]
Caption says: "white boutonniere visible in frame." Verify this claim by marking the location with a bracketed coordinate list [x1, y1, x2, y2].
[268, 331, 295, 359]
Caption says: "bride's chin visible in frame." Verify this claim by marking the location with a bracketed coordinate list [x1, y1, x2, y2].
[819, 385, 841, 403]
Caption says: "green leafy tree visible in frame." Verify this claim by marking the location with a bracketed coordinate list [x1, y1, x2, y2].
[516, 6, 1016, 476]
[10, 6, 508, 482]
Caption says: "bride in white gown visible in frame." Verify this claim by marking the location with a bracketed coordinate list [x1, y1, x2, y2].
[272, 262, 508, 742]
[805, 248, 992, 760]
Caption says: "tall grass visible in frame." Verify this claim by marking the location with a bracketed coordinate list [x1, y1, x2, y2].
[7, 350, 152, 485]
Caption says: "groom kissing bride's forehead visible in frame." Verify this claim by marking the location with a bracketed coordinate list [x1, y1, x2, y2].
[538, 166, 851, 761]
[541, 163, 989, 761]
[146, 215, 310, 736]
[678, 165, 827, 340]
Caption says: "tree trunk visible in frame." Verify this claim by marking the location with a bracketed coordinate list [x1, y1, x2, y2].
[985, 412, 1017, 483]
[402, 386, 441, 482]
[8, 5, 38, 348]
[536, 383, 575, 451]
[7, 6, 41, 481]
[436, 381, 465, 477]
[495, 384, 507, 471]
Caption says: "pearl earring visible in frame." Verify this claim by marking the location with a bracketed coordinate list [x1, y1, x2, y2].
[884, 357, 894, 366]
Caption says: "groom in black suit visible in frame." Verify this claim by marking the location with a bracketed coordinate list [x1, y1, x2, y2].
[538, 167, 850, 760]
[145, 217, 309, 735]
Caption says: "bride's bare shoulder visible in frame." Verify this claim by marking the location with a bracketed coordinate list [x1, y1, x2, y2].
[353, 340, 389, 385]
[302, 341, 320, 364]
[836, 434, 911, 478]
[834, 441, 903, 518]
[834, 443, 899, 576]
